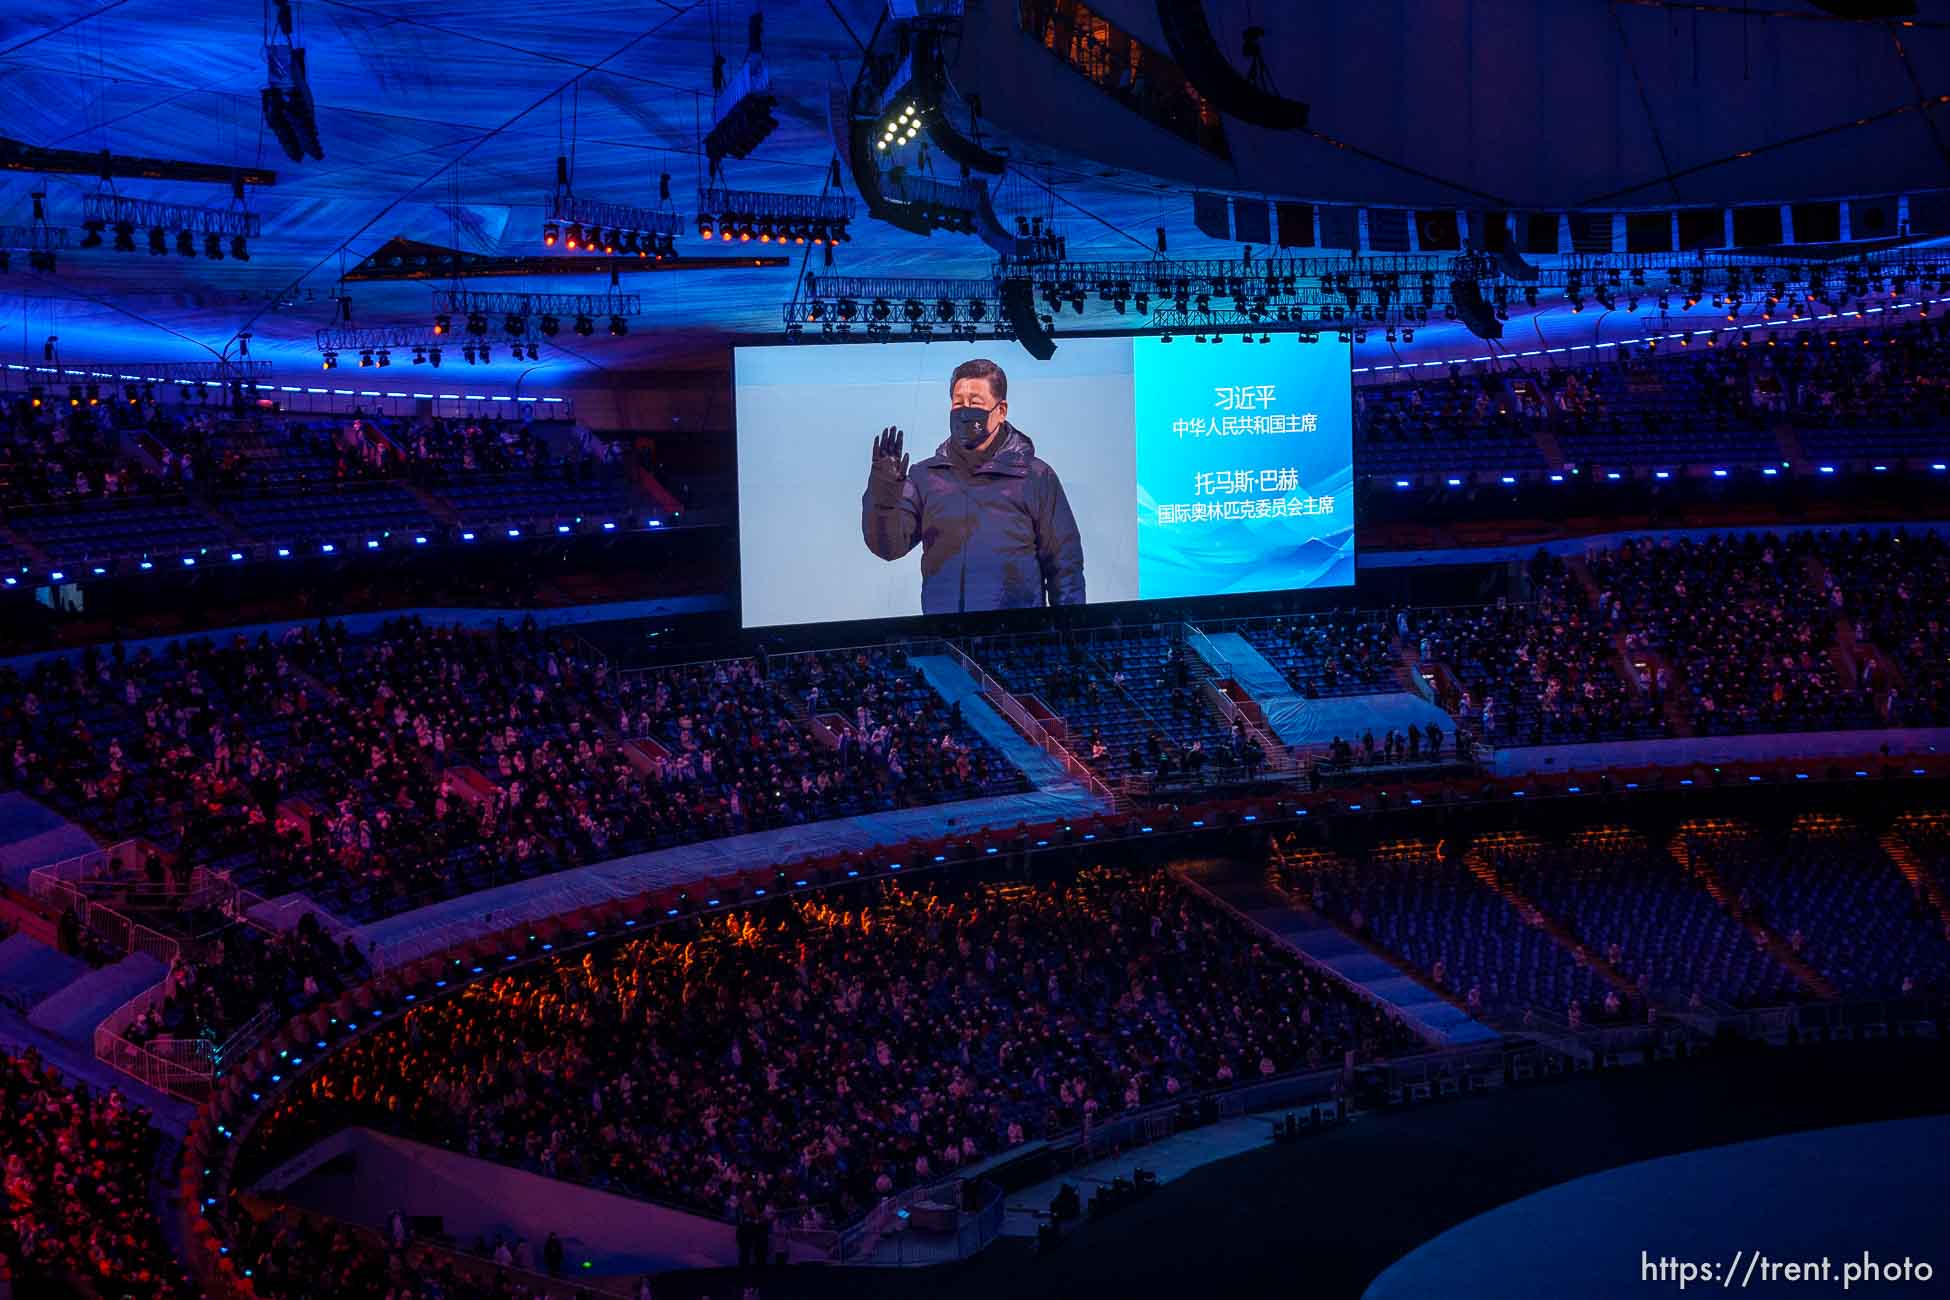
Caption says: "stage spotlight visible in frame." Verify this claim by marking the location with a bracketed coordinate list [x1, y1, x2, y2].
[539, 315, 560, 337]
[321, 351, 338, 370]
[525, 343, 539, 360]
[967, 300, 987, 322]
[608, 316, 627, 336]
[429, 347, 442, 367]
[80, 219, 104, 249]
[574, 314, 594, 336]
[376, 349, 391, 367]
[411, 347, 426, 364]
[870, 298, 891, 322]
[565, 223, 584, 250]
[148, 227, 167, 255]
[462, 345, 476, 364]
[176, 230, 195, 257]
[230, 235, 249, 261]
[698, 218, 714, 239]
[902, 299, 924, 323]
[543, 222, 559, 247]
[478, 343, 492, 363]
[466, 312, 487, 337]
[358, 350, 374, 368]
[505, 314, 526, 337]
[113, 222, 135, 252]
[433, 314, 450, 336]
[204, 232, 224, 259]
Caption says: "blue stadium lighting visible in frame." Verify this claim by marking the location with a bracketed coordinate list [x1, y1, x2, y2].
[1606, 471, 1621, 480]
[602, 521, 617, 530]
[461, 531, 476, 541]
[1083, 833, 1097, 840]
[470, 965, 483, 973]
[1243, 814, 1257, 821]
[707, 898, 721, 905]
[139, 560, 153, 570]
[793, 879, 807, 887]
[624, 919, 636, 926]
[49, 571, 63, 582]
[1568, 786, 1581, 793]
[1625, 782, 1639, 790]
[366, 539, 380, 549]
[182, 556, 195, 566]
[666, 907, 680, 916]
[506, 953, 517, 961]
[1395, 479, 1410, 488]
[1191, 819, 1205, 827]
[1915, 768, 1928, 776]
[1857, 770, 1870, 777]
[507, 528, 521, 538]
[1654, 471, 1670, 479]
[320, 543, 335, 554]
[556, 524, 571, 534]
[276, 547, 291, 557]
[1874, 465, 1888, 472]
[414, 536, 428, 545]
[1499, 475, 1516, 484]
[933, 854, 946, 862]
[1712, 469, 1728, 478]
[1349, 803, 1363, 810]
[1548, 473, 1564, 482]
[1762, 467, 1779, 477]
[1409, 798, 1423, 806]
[1935, 463, 1948, 472]
[648, 519, 663, 527]
[1818, 466, 1836, 474]
[1445, 476, 1462, 486]
[985, 846, 997, 854]
[91, 567, 105, 576]
[1680, 778, 1694, 785]
[754, 888, 767, 896]
[229, 552, 243, 561]
[846, 869, 860, 877]
[1795, 773, 1809, 780]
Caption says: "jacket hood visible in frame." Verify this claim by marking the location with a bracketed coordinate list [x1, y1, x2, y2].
[928, 423, 1034, 476]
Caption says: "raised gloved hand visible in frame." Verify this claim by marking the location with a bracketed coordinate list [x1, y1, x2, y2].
[868, 426, 909, 504]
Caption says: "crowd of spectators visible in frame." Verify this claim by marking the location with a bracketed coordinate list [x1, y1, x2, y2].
[124, 912, 368, 1050]
[1416, 553, 1657, 744]
[0, 1048, 194, 1300]
[1588, 532, 1877, 734]
[237, 869, 1418, 1244]
[1813, 528, 1950, 726]
[0, 619, 1032, 928]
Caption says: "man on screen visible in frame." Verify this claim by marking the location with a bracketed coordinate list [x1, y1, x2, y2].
[862, 358, 1085, 614]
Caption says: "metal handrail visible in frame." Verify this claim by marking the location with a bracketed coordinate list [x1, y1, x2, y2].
[936, 638, 1116, 803]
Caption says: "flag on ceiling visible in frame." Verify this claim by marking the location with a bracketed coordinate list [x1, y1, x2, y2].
[1276, 202, 1315, 247]
[1318, 206, 1360, 251]
[1192, 192, 1230, 240]
[1367, 208, 1411, 252]
[1232, 198, 1272, 246]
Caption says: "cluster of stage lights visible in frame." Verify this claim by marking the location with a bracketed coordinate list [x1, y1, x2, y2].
[696, 215, 848, 246]
[431, 311, 625, 342]
[876, 102, 926, 152]
[539, 224, 675, 259]
[80, 221, 246, 261]
[805, 296, 990, 326]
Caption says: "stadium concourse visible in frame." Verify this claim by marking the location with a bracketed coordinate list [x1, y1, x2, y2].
[10, 2, 1950, 1298]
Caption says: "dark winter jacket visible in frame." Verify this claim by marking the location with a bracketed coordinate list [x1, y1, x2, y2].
[861, 423, 1085, 614]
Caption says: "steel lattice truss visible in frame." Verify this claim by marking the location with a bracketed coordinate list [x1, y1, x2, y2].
[545, 192, 684, 238]
[430, 289, 641, 318]
[81, 192, 261, 237]
[697, 186, 855, 223]
[0, 225, 68, 250]
[315, 326, 445, 352]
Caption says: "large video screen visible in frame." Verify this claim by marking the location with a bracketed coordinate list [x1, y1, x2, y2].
[735, 334, 1353, 627]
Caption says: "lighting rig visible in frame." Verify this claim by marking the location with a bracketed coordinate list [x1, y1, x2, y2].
[0, 215, 67, 275]
[696, 186, 854, 247]
[541, 156, 681, 258]
[80, 192, 261, 260]
[784, 275, 1000, 341]
[315, 325, 493, 369]
[778, 248, 1950, 355]
[430, 289, 641, 351]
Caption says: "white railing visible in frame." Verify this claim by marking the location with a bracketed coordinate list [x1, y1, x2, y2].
[1179, 622, 1295, 775]
[936, 639, 1117, 803]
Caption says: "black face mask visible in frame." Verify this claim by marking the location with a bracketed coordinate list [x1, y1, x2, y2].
[950, 405, 995, 449]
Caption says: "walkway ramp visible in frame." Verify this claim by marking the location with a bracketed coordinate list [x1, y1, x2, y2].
[0, 933, 90, 1013]
[1191, 633, 1452, 750]
[0, 792, 99, 891]
[1176, 860, 1500, 1047]
[909, 653, 1072, 788]
[354, 783, 1109, 968]
[25, 952, 164, 1042]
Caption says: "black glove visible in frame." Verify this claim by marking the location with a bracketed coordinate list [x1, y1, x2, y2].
[868, 426, 909, 505]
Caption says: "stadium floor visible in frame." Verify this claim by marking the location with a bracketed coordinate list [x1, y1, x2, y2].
[651, 1039, 1950, 1300]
